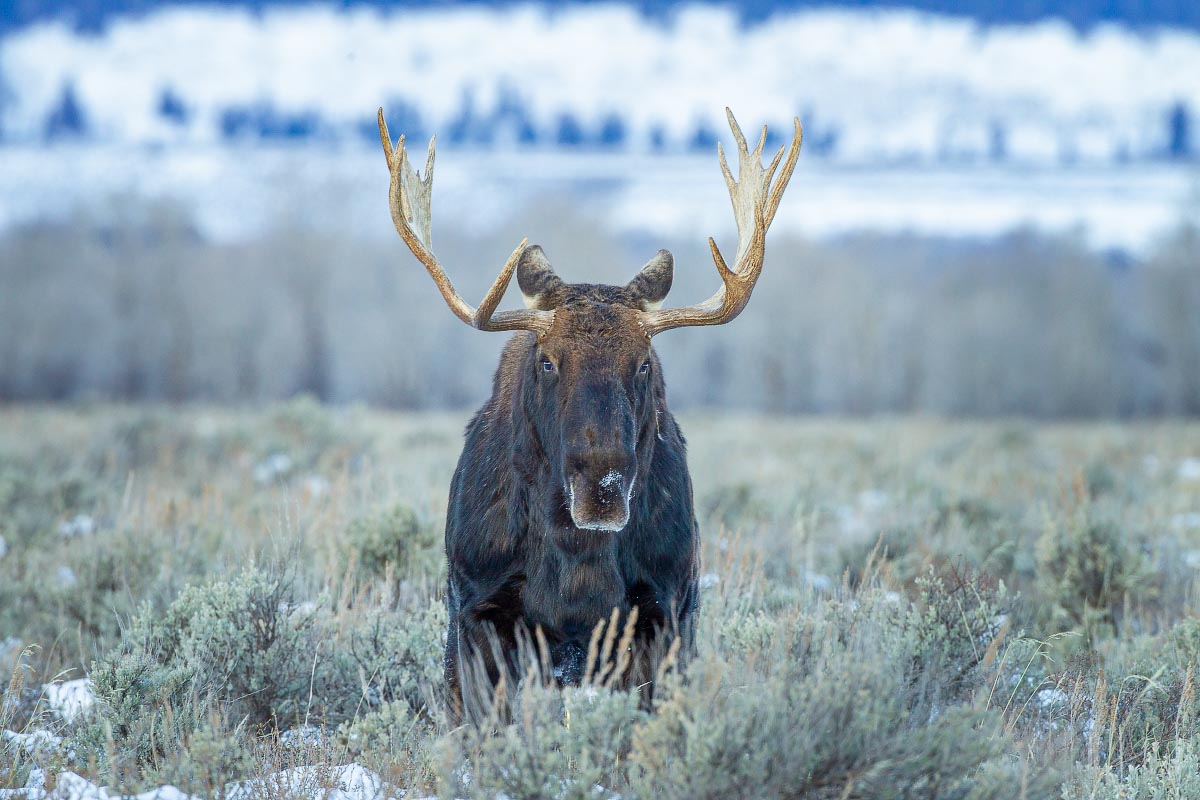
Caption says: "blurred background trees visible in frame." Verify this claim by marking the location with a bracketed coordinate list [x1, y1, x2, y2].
[2, 201, 1196, 417]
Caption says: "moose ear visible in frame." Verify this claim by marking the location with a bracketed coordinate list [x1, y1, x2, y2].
[517, 245, 565, 310]
[625, 249, 674, 312]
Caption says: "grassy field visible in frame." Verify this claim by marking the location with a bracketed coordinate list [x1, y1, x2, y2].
[3, 401, 1200, 798]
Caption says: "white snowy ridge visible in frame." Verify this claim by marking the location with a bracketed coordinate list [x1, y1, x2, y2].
[1, 5, 1199, 164]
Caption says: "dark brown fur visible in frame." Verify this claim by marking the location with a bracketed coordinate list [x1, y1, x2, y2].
[443, 249, 699, 721]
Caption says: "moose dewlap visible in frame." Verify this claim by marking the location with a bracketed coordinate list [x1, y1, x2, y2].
[376, 106, 802, 722]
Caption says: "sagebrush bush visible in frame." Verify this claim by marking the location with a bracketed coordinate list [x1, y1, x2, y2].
[5, 408, 1200, 797]
[1071, 737, 1200, 799]
[313, 601, 446, 725]
[137, 562, 319, 726]
[0, 459, 98, 549]
[914, 565, 1009, 695]
[1035, 506, 1151, 641]
[342, 503, 439, 588]
[79, 647, 207, 781]
[625, 584, 1017, 800]
[83, 560, 319, 779]
[440, 576, 1024, 800]
[138, 709, 254, 800]
[447, 683, 642, 800]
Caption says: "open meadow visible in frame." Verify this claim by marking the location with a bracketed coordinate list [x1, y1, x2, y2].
[3, 402, 1200, 798]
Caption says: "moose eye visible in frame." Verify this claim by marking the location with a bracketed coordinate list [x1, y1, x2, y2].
[639, 360, 651, 375]
[541, 358, 555, 373]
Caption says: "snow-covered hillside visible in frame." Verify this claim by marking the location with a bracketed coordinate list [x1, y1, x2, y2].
[2, 4, 1199, 164]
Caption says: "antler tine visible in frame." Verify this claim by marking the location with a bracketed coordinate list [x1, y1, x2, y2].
[424, 135, 436, 185]
[765, 117, 803, 228]
[376, 107, 554, 335]
[717, 141, 736, 194]
[378, 111, 395, 167]
[639, 109, 803, 337]
[725, 107, 749, 157]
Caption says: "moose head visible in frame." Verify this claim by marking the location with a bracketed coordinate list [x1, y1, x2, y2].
[377, 108, 802, 534]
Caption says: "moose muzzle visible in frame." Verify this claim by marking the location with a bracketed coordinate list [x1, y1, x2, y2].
[565, 449, 637, 532]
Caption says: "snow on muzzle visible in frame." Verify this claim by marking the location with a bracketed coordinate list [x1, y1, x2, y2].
[567, 467, 636, 532]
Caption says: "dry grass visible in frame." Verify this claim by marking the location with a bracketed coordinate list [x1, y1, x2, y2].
[2, 402, 1200, 798]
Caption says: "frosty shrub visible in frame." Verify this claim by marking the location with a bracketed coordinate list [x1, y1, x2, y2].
[914, 564, 1009, 696]
[86, 560, 318, 771]
[1035, 507, 1150, 640]
[447, 683, 644, 800]
[263, 395, 370, 473]
[142, 563, 319, 726]
[343, 503, 439, 586]
[1167, 618, 1200, 668]
[138, 709, 254, 799]
[0, 524, 180, 681]
[82, 646, 209, 778]
[1079, 737, 1200, 800]
[442, 574, 1034, 800]
[337, 699, 418, 757]
[0, 459, 98, 549]
[626, 585, 1019, 800]
[335, 699, 436, 789]
[319, 601, 446, 722]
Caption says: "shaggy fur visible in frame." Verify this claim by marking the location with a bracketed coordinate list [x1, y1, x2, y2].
[443, 250, 699, 721]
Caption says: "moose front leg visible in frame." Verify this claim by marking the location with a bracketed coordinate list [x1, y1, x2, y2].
[620, 581, 697, 707]
[448, 604, 527, 725]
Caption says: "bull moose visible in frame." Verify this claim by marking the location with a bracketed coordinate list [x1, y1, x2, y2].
[376, 108, 802, 721]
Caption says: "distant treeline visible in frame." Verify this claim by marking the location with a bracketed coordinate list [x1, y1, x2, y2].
[2, 199, 1198, 417]
[4, 0, 1200, 35]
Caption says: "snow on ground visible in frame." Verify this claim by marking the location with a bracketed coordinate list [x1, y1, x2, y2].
[1178, 458, 1200, 481]
[2, 730, 65, 763]
[42, 680, 95, 725]
[56, 516, 95, 539]
[2, 5, 1199, 164]
[226, 764, 401, 800]
[0, 763, 418, 800]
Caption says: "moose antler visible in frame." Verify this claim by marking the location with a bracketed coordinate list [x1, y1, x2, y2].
[639, 108, 802, 337]
[377, 108, 555, 335]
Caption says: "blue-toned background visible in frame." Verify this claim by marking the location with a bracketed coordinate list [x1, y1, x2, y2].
[1, 0, 1197, 414]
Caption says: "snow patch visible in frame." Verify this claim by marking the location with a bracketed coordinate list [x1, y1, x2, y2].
[226, 764, 395, 800]
[1036, 687, 1072, 709]
[254, 452, 293, 484]
[803, 570, 835, 592]
[0, 764, 414, 800]
[2, 730, 64, 761]
[303, 475, 331, 499]
[3, 6, 1200, 166]
[1178, 458, 1200, 481]
[278, 725, 326, 749]
[43, 679, 95, 724]
[54, 566, 77, 588]
[1172, 512, 1200, 531]
[1, 638, 23, 663]
[58, 515, 96, 539]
